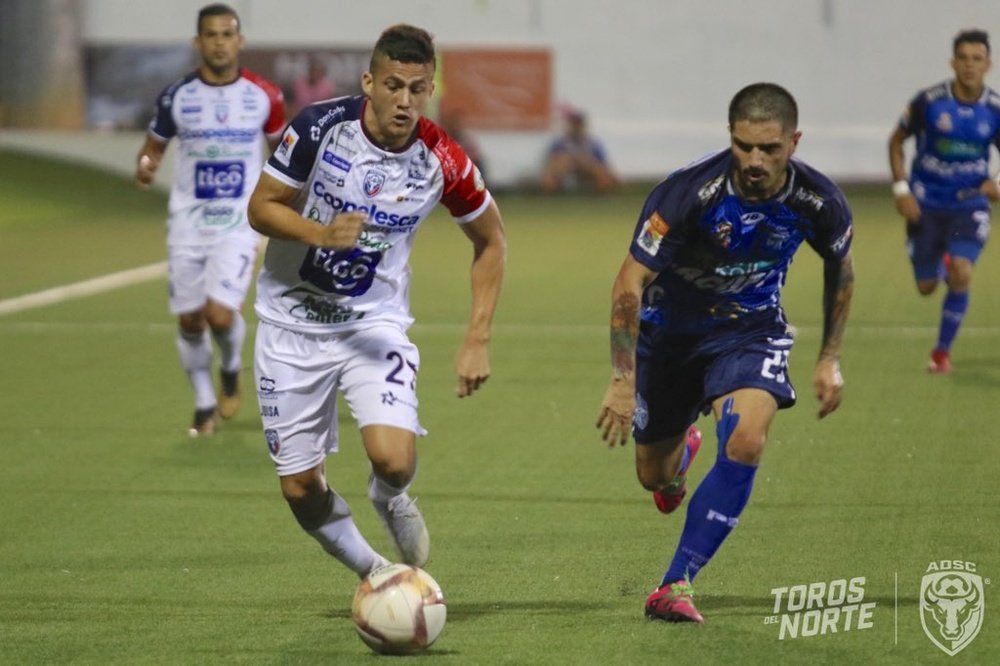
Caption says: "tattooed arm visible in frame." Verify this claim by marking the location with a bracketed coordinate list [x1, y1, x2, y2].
[814, 251, 854, 419]
[597, 255, 658, 446]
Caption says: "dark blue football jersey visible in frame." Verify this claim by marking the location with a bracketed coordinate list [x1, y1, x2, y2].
[629, 149, 853, 336]
[900, 81, 1000, 211]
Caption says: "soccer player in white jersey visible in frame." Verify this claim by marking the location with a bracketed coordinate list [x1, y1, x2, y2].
[135, 3, 286, 436]
[247, 24, 506, 578]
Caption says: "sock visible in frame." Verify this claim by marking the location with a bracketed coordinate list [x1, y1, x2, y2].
[211, 312, 246, 374]
[175, 329, 215, 410]
[305, 489, 389, 577]
[662, 399, 758, 585]
[936, 290, 969, 352]
[367, 468, 413, 506]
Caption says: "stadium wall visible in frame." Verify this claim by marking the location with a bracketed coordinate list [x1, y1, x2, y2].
[4, 0, 1000, 186]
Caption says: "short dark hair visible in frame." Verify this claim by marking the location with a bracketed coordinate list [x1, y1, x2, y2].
[370, 24, 435, 71]
[728, 82, 798, 133]
[197, 3, 240, 34]
[954, 29, 990, 55]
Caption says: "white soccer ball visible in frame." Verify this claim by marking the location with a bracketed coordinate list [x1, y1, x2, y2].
[352, 563, 447, 654]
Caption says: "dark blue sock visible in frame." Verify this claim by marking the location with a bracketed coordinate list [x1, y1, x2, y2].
[662, 399, 758, 585]
[936, 290, 969, 352]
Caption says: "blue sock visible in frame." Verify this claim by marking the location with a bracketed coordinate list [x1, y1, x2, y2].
[662, 399, 758, 585]
[936, 290, 969, 352]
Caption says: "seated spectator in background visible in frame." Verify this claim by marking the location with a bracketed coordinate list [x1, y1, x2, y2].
[440, 108, 488, 181]
[540, 109, 620, 193]
[291, 58, 336, 114]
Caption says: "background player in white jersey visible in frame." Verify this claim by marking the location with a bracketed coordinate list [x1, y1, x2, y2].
[135, 4, 286, 436]
[247, 25, 506, 579]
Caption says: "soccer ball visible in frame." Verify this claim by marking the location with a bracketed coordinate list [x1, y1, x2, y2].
[351, 563, 447, 654]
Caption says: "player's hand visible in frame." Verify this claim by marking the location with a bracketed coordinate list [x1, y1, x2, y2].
[455, 339, 490, 398]
[135, 154, 157, 189]
[980, 178, 1000, 203]
[813, 358, 844, 419]
[894, 193, 921, 223]
[596, 376, 634, 447]
[315, 211, 366, 249]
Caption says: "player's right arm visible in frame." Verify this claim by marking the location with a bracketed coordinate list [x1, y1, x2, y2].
[888, 110, 921, 223]
[597, 254, 658, 447]
[247, 173, 364, 249]
[134, 135, 167, 189]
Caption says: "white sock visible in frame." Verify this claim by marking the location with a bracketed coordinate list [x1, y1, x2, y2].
[368, 471, 412, 505]
[308, 490, 389, 577]
[212, 312, 245, 374]
[176, 329, 215, 409]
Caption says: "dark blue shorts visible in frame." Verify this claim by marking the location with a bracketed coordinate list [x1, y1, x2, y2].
[906, 208, 990, 281]
[633, 323, 797, 444]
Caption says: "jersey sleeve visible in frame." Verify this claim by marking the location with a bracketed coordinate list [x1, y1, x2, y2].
[147, 77, 188, 141]
[806, 187, 854, 261]
[898, 91, 927, 135]
[242, 69, 287, 141]
[628, 177, 689, 273]
[263, 105, 328, 187]
[433, 129, 490, 221]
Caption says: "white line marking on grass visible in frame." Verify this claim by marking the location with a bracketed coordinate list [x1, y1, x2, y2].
[0, 262, 166, 316]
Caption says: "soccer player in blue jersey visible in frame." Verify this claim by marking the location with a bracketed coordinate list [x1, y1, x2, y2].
[597, 83, 855, 623]
[888, 29, 1000, 374]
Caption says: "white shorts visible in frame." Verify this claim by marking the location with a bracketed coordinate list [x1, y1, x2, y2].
[254, 320, 427, 476]
[167, 238, 259, 314]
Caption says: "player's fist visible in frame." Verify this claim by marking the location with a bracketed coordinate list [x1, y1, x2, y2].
[135, 154, 157, 189]
[315, 211, 366, 249]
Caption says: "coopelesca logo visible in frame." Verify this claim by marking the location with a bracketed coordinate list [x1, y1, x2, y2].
[920, 560, 986, 656]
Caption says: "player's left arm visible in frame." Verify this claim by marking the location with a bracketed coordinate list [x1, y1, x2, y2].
[455, 199, 507, 398]
[815, 250, 854, 419]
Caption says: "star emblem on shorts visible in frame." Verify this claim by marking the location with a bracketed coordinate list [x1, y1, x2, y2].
[381, 391, 398, 405]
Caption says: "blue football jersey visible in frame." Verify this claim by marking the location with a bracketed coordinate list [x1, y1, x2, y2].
[629, 150, 853, 335]
[900, 81, 1000, 211]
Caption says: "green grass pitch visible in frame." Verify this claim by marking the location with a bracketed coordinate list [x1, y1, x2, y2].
[1, 150, 998, 663]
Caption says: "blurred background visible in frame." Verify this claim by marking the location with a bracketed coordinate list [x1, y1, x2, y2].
[1, 0, 998, 188]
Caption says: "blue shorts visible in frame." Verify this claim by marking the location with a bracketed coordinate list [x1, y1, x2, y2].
[906, 208, 990, 281]
[633, 322, 797, 444]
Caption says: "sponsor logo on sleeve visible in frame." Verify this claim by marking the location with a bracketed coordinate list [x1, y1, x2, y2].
[637, 211, 671, 255]
[274, 126, 299, 166]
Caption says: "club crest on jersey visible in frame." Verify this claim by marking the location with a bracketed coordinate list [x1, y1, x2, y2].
[214, 103, 229, 124]
[714, 220, 734, 249]
[363, 169, 387, 197]
[935, 112, 953, 133]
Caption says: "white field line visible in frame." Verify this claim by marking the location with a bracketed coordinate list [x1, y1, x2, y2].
[2, 319, 1000, 339]
[2, 267, 999, 338]
[0, 262, 167, 316]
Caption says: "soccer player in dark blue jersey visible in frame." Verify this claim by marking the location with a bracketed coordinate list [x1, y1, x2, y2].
[597, 83, 855, 623]
[888, 29, 1000, 374]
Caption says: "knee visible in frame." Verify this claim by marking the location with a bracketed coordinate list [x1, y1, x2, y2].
[371, 457, 416, 489]
[178, 311, 206, 334]
[724, 429, 766, 466]
[947, 262, 973, 291]
[204, 303, 234, 331]
[916, 281, 937, 296]
[635, 465, 664, 492]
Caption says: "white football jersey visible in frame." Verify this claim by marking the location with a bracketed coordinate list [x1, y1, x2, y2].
[147, 68, 285, 246]
[255, 95, 491, 333]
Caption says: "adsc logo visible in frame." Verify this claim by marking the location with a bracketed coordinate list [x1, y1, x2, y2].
[920, 560, 986, 656]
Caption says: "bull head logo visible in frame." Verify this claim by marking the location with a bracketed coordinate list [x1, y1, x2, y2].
[920, 570, 985, 656]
